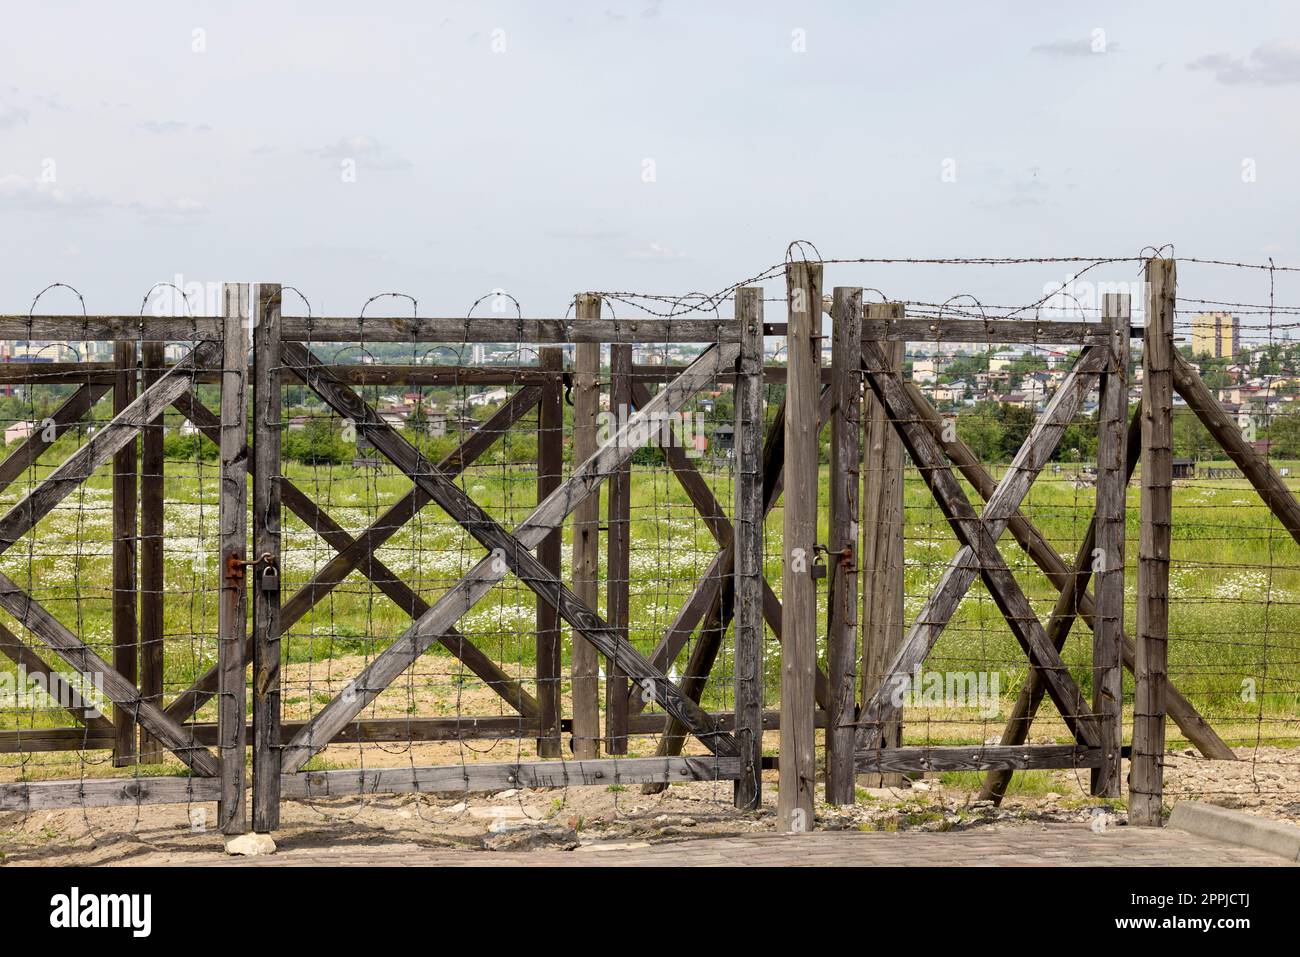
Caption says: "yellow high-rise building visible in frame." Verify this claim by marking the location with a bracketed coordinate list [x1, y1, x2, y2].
[1191, 312, 1240, 359]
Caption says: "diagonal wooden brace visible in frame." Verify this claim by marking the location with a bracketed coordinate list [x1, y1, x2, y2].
[278, 340, 742, 770]
[855, 342, 1108, 752]
[0, 338, 222, 558]
[278, 479, 540, 719]
[634, 386, 835, 713]
[898, 381, 1234, 772]
[0, 382, 112, 497]
[163, 385, 543, 723]
[0, 570, 220, 775]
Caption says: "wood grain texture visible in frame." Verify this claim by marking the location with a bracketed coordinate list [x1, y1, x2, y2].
[0, 775, 221, 812]
[0, 709, 822, 754]
[217, 284, 249, 834]
[138, 341, 165, 763]
[0, 315, 1114, 345]
[826, 287, 862, 805]
[535, 346, 564, 758]
[854, 745, 1104, 774]
[1132, 259, 1175, 827]
[284, 756, 741, 800]
[732, 287, 765, 810]
[1092, 296, 1129, 797]
[111, 339, 138, 767]
[605, 343, 632, 754]
[779, 261, 821, 832]
[570, 294, 602, 759]
[251, 283, 283, 831]
[860, 303, 906, 787]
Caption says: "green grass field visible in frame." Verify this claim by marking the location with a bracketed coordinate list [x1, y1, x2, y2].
[1, 444, 1298, 766]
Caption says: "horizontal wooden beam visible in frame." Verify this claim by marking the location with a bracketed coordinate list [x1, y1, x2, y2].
[854, 745, 1105, 773]
[0, 756, 740, 811]
[0, 709, 829, 753]
[0, 775, 221, 812]
[0, 316, 767, 343]
[0, 362, 838, 387]
[862, 318, 1114, 345]
[0, 315, 1137, 345]
[283, 756, 741, 798]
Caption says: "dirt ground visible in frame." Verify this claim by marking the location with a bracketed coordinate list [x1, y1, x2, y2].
[2, 745, 1297, 866]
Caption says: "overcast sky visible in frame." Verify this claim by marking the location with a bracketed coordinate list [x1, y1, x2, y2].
[3, 1, 1299, 321]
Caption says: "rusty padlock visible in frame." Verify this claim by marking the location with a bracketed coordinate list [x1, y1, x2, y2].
[810, 546, 827, 580]
[260, 560, 280, 593]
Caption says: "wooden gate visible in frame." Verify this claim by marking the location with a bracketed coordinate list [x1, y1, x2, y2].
[244, 295, 770, 829]
[0, 287, 250, 832]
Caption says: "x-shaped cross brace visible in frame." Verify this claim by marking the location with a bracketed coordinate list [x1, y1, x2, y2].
[278, 339, 743, 771]
[855, 341, 1110, 753]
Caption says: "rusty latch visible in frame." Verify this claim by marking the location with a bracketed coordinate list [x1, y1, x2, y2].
[226, 552, 276, 584]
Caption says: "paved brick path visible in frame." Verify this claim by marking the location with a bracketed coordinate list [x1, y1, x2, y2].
[193, 823, 1290, 867]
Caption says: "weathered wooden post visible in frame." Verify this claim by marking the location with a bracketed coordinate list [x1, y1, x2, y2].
[860, 302, 906, 787]
[219, 282, 250, 834]
[252, 282, 282, 831]
[826, 287, 862, 804]
[1132, 259, 1174, 826]
[139, 340, 165, 763]
[536, 345, 564, 758]
[111, 337, 138, 767]
[779, 261, 821, 832]
[1093, 293, 1129, 797]
[570, 293, 602, 759]
[733, 286, 765, 810]
[606, 340, 632, 754]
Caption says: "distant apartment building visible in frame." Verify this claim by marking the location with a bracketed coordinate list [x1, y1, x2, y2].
[1191, 312, 1239, 359]
[911, 356, 951, 384]
[988, 351, 1020, 373]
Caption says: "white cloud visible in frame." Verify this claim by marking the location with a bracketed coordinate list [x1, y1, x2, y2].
[0, 101, 30, 130]
[0, 174, 206, 223]
[0, 174, 108, 212]
[127, 195, 209, 224]
[1031, 37, 1116, 58]
[308, 135, 412, 170]
[139, 119, 190, 134]
[1189, 42, 1300, 84]
[628, 241, 687, 260]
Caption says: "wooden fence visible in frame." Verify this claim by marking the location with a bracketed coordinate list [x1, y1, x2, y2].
[0, 257, 1291, 835]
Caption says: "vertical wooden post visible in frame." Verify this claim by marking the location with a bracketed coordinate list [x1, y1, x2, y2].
[252, 283, 282, 832]
[733, 287, 765, 810]
[111, 338, 138, 767]
[219, 282, 250, 835]
[1133, 259, 1174, 826]
[138, 340, 165, 763]
[536, 346, 564, 758]
[779, 261, 821, 832]
[1092, 293, 1130, 798]
[605, 341, 632, 754]
[860, 303, 906, 787]
[570, 293, 602, 759]
[826, 287, 862, 805]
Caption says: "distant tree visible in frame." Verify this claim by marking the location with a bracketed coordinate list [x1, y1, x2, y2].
[283, 418, 350, 465]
